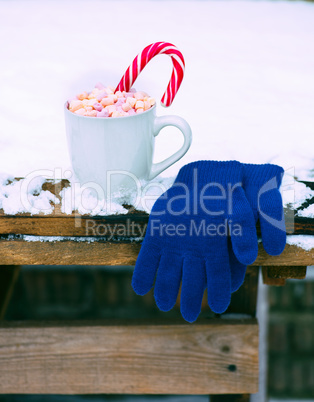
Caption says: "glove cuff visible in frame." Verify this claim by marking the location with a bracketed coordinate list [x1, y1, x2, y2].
[175, 160, 243, 186]
[243, 163, 284, 189]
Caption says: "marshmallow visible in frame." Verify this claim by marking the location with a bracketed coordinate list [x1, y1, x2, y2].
[128, 109, 136, 116]
[135, 100, 144, 110]
[69, 83, 155, 118]
[77, 92, 89, 100]
[148, 97, 156, 106]
[97, 109, 109, 118]
[96, 91, 108, 101]
[112, 111, 124, 118]
[116, 98, 125, 106]
[144, 100, 151, 111]
[74, 108, 86, 115]
[122, 102, 131, 112]
[105, 105, 117, 116]
[70, 100, 83, 112]
[101, 96, 115, 107]
[127, 97, 136, 108]
[93, 102, 103, 112]
[86, 110, 97, 117]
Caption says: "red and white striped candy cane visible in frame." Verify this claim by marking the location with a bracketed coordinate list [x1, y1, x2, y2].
[115, 42, 185, 107]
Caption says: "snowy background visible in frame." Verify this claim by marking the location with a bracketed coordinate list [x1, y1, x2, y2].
[0, 3, 313, 402]
[0, 0, 313, 182]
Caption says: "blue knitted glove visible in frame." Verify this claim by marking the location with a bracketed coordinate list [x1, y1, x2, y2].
[230, 163, 286, 293]
[132, 161, 258, 322]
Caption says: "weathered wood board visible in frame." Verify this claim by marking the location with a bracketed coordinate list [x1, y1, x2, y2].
[0, 319, 258, 394]
[0, 240, 312, 266]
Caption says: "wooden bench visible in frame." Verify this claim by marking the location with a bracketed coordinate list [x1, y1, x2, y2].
[0, 179, 313, 401]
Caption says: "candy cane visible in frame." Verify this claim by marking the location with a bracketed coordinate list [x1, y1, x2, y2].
[115, 42, 185, 107]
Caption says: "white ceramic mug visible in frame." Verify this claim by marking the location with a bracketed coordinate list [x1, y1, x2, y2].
[64, 103, 192, 195]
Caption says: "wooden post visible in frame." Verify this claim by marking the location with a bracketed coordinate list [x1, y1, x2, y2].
[262, 266, 307, 286]
[210, 267, 260, 401]
[0, 265, 20, 319]
[211, 394, 250, 402]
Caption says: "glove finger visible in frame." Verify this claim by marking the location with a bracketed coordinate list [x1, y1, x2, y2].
[259, 189, 286, 256]
[180, 256, 206, 323]
[154, 253, 183, 312]
[206, 252, 231, 314]
[230, 186, 258, 265]
[132, 242, 160, 296]
[228, 239, 247, 293]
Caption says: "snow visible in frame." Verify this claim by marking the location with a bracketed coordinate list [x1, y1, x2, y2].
[1, 169, 312, 217]
[286, 235, 314, 251]
[0, 0, 313, 181]
[0, 0, 313, 251]
[4, 233, 313, 252]
[0, 173, 60, 215]
[298, 204, 314, 218]
[281, 172, 314, 212]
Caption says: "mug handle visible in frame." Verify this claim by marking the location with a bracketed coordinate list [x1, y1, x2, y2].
[149, 115, 192, 180]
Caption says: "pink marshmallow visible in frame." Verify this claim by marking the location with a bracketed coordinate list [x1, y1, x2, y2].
[106, 105, 117, 116]
[115, 98, 124, 106]
[97, 109, 109, 117]
[128, 109, 136, 116]
[96, 91, 108, 101]
[93, 102, 103, 112]
[69, 85, 155, 118]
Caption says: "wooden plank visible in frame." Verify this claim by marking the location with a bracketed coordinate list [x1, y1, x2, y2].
[0, 266, 20, 319]
[0, 319, 258, 395]
[0, 214, 148, 237]
[262, 266, 307, 286]
[0, 240, 141, 265]
[211, 395, 250, 402]
[254, 244, 314, 266]
[0, 240, 312, 266]
[262, 267, 286, 286]
[0, 213, 312, 237]
[266, 266, 307, 280]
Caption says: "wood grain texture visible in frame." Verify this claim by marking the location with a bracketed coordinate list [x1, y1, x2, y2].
[0, 214, 148, 237]
[0, 240, 312, 266]
[0, 214, 313, 237]
[0, 239, 141, 265]
[254, 244, 314, 266]
[0, 319, 258, 395]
